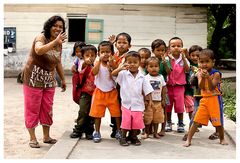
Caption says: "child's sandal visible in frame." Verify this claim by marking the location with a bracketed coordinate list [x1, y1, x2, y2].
[29, 140, 40, 148]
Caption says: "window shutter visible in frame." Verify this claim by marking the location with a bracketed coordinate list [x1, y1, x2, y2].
[85, 19, 103, 44]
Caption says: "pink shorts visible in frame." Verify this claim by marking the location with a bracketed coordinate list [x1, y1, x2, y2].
[23, 84, 55, 129]
[166, 85, 185, 113]
[120, 106, 145, 130]
[184, 95, 194, 113]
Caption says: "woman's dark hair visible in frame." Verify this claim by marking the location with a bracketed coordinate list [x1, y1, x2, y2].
[151, 39, 166, 51]
[81, 44, 97, 56]
[116, 32, 132, 45]
[43, 15, 65, 39]
[71, 41, 86, 57]
[188, 45, 203, 55]
[98, 41, 114, 54]
[199, 48, 215, 60]
[125, 51, 140, 61]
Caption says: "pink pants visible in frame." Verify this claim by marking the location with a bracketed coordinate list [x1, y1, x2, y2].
[23, 84, 55, 129]
[120, 106, 145, 130]
[166, 85, 185, 113]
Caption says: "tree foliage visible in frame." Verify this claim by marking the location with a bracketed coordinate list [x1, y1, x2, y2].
[207, 4, 236, 62]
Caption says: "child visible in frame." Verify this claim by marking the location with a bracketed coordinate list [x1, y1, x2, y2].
[138, 48, 151, 75]
[151, 39, 171, 136]
[89, 41, 121, 143]
[183, 49, 228, 147]
[184, 45, 203, 122]
[112, 51, 154, 146]
[69, 44, 97, 139]
[166, 37, 190, 133]
[142, 57, 167, 139]
[108, 32, 132, 138]
[182, 45, 202, 141]
[71, 41, 86, 73]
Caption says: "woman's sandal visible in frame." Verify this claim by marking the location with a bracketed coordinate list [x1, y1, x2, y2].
[43, 138, 57, 144]
[29, 140, 40, 148]
[208, 132, 219, 140]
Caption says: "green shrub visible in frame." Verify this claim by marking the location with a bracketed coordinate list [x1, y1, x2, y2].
[222, 80, 236, 122]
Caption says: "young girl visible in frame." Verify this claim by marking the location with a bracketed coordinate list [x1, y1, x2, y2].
[142, 57, 167, 139]
[69, 44, 97, 140]
[166, 37, 190, 133]
[108, 32, 132, 138]
[138, 48, 151, 75]
[89, 41, 121, 143]
[71, 41, 86, 73]
[183, 49, 228, 147]
[112, 51, 153, 146]
[151, 39, 171, 136]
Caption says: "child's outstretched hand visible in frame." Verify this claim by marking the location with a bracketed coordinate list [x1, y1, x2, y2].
[181, 48, 188, 59]
[200, 69, 210, 78]
[108, 35, 116, 44]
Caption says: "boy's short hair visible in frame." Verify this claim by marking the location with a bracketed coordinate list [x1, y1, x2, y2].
[151, 39, 166, 51]
[138, 48, 151, 57]
[146, 56, 160, 66]
[199, 48, 215, 60]
[81, 44, 97, 56]
[189, 45, 203, 55]
[125, 51, 140, 61]
[98, 41, 114, 54]
[116, 32, 131, 45]
[168, 37, 183, 47]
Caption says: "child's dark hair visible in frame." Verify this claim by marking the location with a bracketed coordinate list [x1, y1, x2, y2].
[116, 32, 131, 45]
[81, 44, 97, 56]
[189, 45, 202, 55]
[125, 51, 140, 61]
[43, 15, 65, 39]
[98, 41, 114, 54]
[151, 39, 166, 51]
[71, 41, 86, 57]
[199, 48, 215, 60]
[138, 48, 151, 57]
[146, 56, 160, 66]
[168, 37, 183, 47]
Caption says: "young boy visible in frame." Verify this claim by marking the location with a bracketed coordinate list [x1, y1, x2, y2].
[112, 51, 154, 146]
[89, 41, 121, 143]
[183, 49, 228, 147]
[70, 45, 97, 140]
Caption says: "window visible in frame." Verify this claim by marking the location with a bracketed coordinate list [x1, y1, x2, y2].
[4, 27, 16, 53]
[67, 14, 103, 44]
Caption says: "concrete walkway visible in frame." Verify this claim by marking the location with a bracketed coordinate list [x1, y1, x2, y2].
[43, 72, 236, 159]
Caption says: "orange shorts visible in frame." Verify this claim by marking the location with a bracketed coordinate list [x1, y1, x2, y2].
[144, 101, 164, 125]
[89, 88, 120, 118]
[194, 95, 223, 127]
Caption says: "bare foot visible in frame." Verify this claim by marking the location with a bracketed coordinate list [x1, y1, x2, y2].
[183, 141, 191, 147]
[153, 133, 161, 139]
[141, 133, 149, 139]
[182, 133, 188, 141]
[158, 131, 165, 137]
[220, 139, 228, 145]
[196, 128, 200, 132]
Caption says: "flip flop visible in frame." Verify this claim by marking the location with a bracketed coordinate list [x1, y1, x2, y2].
[29, 140, 40, 148]
[43, 138, 57, 144]
[208, 132, 219, 140]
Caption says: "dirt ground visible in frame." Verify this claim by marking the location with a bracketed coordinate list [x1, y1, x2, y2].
[4, 77, 78, 159]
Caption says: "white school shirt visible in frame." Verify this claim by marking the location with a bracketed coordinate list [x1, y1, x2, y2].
[145, 74, 166, 101]
[116, 70, 154, 111]
[94, 63, 116, 92]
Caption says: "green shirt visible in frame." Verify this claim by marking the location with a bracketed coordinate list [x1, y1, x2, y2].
[159, 57, 172, 82]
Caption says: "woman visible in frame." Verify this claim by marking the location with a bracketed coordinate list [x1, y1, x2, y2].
[22, 15, 67, 148]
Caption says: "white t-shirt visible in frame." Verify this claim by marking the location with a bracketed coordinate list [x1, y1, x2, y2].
[145, 74, 166, 101]
[116, 70, 154, 111]
[94, 63, 116, 92]
[73, 57, 84, 72]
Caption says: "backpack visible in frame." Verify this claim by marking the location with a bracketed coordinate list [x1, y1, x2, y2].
[72, 59, 90, 104]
